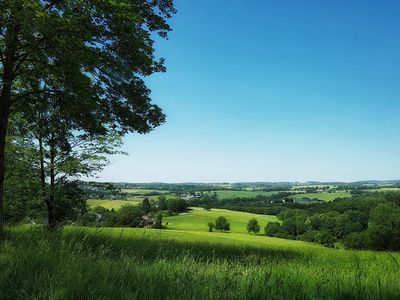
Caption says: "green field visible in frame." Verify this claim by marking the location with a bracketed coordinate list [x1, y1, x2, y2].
[165, 207, 278, 233]
[289, 191, 351, 202]
[121, 188, 169, 194]
[203, 190, 280, 200]
[87, 199, 140, 209]
[2, 225, 399, 299]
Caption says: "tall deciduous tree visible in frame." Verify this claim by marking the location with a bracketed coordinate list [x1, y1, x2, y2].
[0, 0, 176, 233]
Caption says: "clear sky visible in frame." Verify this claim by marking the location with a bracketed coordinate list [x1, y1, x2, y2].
[95, 0, 400, 183]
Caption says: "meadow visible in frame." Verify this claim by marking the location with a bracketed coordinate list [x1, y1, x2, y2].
[1, 225, 399, 299]
[164, 207, 278, 233]
[289, 191, 351, 202]
[87, 199, 140, 210]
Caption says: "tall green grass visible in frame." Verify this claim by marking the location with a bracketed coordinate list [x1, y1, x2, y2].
[1, 226, 399, 299]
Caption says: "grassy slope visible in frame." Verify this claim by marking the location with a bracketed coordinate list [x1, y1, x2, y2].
[289, 191, 351, 201]
[165, 207, 278, 233]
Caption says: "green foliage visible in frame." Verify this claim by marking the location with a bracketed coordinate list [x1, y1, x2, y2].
[265, 222, 281, 237]
[153, 212, 163, 229]
[215, 216, 230, 232]
[343, 232, 368, 250]
[366, 203, 400, 250]
[117, 205, 143, 227]
[247, 218, 260, 234]
[142, 198, 151, 214]
[157, 195, 168, 210]
[167, 198, 188, 214]
[314, 230, 336, 248]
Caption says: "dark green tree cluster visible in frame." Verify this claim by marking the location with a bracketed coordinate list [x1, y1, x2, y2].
[167, 198, 188, 214]
[264, 194, 400, 250]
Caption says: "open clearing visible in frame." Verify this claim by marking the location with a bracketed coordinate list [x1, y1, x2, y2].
[164, 207, 278, 233]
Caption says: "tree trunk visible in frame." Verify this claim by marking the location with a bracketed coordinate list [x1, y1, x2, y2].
[0, 22, 19, 236]
[0, 69, 14, 236]
[0, 85, 11, 236]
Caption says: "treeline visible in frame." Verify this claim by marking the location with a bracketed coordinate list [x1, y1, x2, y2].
[190, 192, 315, 215]
[266, 193, 400, 250]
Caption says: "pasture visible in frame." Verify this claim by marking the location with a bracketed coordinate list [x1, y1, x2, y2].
[165, 207, 277, 233]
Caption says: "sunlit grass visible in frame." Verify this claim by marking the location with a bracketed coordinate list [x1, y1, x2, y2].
[2, 225, 400, 299]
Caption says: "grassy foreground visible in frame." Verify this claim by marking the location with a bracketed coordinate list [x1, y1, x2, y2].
[1, 226, 400, 299]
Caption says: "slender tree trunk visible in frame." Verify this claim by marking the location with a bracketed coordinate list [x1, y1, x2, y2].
[38, 133, 52, 228]
[48, 138, 57, 228]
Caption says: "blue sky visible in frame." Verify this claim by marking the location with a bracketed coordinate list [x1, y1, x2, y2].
[96, 0, 400, 183]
